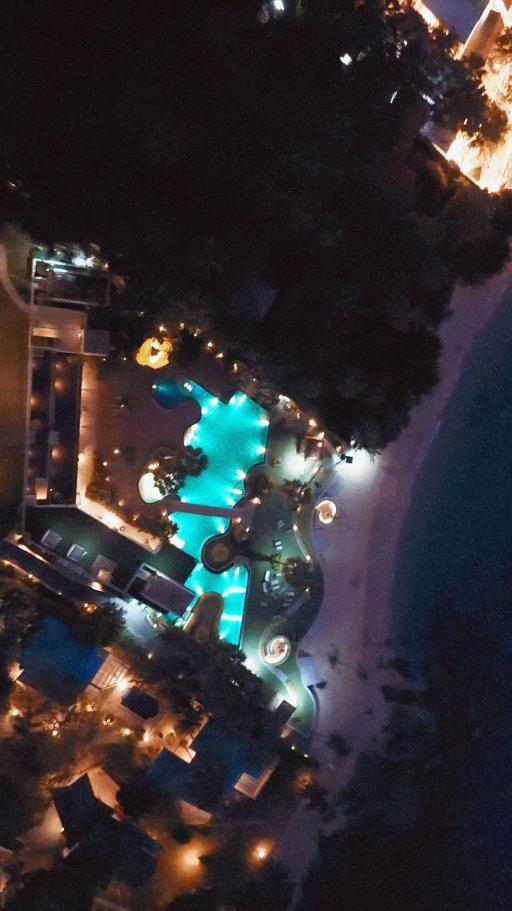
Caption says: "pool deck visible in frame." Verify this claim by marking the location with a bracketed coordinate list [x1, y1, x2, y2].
[76, 356, 332, 733]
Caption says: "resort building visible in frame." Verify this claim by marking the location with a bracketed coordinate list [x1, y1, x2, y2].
[0, 230, 330, 759]
[53, 773, 160, 890]
[420, 0, 512, 190]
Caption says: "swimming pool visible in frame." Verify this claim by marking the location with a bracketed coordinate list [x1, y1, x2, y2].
[149, 379, 269, 644]
[153, 380, 188, 410]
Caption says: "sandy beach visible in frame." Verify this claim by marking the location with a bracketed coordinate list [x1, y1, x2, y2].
[277, 257, 512, 875]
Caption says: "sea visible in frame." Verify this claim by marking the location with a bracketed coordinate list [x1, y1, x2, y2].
[391, 289, 512, 907]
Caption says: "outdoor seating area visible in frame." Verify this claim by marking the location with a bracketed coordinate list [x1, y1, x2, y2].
[26, 506, 195, 593]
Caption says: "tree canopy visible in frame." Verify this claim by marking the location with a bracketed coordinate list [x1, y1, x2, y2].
[4, 1, 510, 448]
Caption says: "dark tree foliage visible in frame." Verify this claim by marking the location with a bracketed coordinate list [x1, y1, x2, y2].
[166, 892, 216, 911]
[2, 1, 511, 449]
[201, 841, 293, 911]
[153, 446, 208, 497]
[187, 752, 228, 810]
[116, 774, 160, 819]
[125, 626, 269, 733]
[5, 868, 94, 911]
[73, 600, 125, 647]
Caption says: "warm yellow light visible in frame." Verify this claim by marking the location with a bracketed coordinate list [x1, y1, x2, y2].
[253, 842, 270, 861]
[316, 499, 337, 525]
[135, 336, 173, 370]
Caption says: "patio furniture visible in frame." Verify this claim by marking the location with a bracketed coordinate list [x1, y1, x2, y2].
[276, 519, 285, 529]
[41, 529, 62, 550]
[91, 554, 117, 586]
[263, 570, 271, 582]
[262, 581, 271, 593]
[67, 543, 87, 563]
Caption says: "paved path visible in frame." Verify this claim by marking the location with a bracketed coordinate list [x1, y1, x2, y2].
[277, 258, 512, 879]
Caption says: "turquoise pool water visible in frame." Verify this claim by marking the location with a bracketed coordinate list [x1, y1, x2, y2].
[150, 379, 269, 644]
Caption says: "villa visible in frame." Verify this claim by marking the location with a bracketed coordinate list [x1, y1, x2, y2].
[53, 773, 160, 890]
[418, 0, 512, 191]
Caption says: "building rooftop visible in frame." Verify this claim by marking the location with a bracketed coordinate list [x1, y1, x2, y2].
[64, 814, 159, 890]
[138, 572, 195, 617]
[18, 617, 106, 706]
[422, 0, 487, 40]
[148, 719, 276, 813]
[25, 506, 195, 592]
[53, 774, 113, 847]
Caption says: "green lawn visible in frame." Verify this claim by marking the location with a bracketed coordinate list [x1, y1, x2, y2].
[0, 274, 29, 537]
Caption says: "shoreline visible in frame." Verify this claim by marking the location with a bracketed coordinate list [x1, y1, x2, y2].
[277, 257, 512, 876]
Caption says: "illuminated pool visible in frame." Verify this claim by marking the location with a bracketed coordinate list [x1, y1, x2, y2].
[148, 379, 269, 644]
[154, 380, 269, 509]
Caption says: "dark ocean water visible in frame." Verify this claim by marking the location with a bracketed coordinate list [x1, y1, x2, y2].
[393, 291, 512, 651]
[391, 290, 512, 906]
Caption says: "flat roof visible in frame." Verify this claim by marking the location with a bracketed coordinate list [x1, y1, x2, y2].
[141, 573, 195, 617]
[25, 506, 196, 590]
[424, 0, 487, 39]
[19, 617, 106, 706]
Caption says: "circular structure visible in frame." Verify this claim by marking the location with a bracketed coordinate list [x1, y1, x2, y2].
[263, 635, 291, 666]
[315, 498, 337, 525]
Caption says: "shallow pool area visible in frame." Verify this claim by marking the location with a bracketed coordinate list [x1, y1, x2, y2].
[149, 379, 269, 645]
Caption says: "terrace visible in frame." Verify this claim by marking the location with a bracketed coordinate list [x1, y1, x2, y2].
[25, 505, 195, 592]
